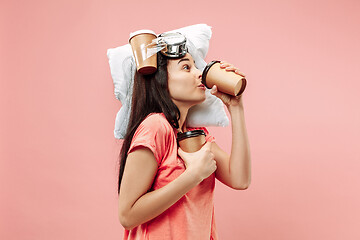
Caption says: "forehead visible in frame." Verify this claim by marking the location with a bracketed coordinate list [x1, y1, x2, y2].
[167, 53, 195, 65]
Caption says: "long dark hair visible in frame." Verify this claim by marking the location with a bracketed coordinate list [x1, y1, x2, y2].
[117, 53, 180, 194]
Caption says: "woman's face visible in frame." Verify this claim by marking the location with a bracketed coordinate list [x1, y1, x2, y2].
[167, 53, 206, 107]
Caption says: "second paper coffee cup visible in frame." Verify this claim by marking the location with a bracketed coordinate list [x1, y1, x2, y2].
[129, 30, 157, 75]
[177, 130, 206, 153]
[202, 60, 247, 96]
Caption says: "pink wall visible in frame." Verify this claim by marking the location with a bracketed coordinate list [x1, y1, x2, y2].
[1, 0, 360, 239]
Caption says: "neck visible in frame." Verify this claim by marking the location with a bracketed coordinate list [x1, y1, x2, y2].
[178, 107, 189, 133]
[173, 101, 192, 133]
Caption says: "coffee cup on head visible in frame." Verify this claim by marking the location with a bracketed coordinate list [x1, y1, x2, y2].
[202, 60, 247, 96]
[129, 30, 157, 75]
[177, 130, 206, 153]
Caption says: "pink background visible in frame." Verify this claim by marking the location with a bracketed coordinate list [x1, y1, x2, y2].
[1, 0, 360, 239]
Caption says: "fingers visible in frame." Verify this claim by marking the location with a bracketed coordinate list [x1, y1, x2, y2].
[235, 69, 246, 77]
[203, 143, 215, 163]
[178, 142, 211, 160]
[220, 61, 231, 68]
[220, 61, 246, 77]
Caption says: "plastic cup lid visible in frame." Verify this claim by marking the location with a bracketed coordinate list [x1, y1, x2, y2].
[201, 60, 220, 88]
[129, 30, 157, 42]
[177, 130, 206, 141]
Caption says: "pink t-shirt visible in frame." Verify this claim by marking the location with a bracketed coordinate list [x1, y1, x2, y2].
[123, 113, 218, 240]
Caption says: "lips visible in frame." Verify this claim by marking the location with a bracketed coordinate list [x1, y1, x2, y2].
[198, 83, 206, 89]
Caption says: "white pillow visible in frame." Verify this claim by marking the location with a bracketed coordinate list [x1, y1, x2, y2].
[107, 24, 229, 139]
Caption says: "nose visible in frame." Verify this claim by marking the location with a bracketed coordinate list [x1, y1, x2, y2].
[195, 68, 202, 80]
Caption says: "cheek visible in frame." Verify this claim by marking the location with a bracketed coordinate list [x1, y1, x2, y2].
[168, 76, 194, 97]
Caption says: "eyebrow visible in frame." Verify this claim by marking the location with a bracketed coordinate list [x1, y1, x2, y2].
[177, 58, 195, 65]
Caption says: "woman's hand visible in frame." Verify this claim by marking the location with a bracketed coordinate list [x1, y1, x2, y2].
[210, 61, 246, 108]
[178, 142, 217, 182]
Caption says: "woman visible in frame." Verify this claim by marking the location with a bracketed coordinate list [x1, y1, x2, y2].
[117, 51, 251, 239]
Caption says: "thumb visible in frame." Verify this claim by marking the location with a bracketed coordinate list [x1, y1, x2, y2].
[177, 147, 187, 159]
[210, 85, 230, 105]
[202, 141, 212, 151]
[177, 147, 190, 169]
[210, 85, 225, 99]
[210, 85, 218, 95]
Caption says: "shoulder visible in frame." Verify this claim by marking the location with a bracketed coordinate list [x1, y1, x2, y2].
[135, 113, 174, 139]
[131, 113, 175, 164]
[140, 113, 172, 130]
[142, 113, 170, 125]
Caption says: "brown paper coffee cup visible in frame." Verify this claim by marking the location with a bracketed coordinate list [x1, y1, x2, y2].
[202, 60, 247, 96]
[177, 130, 206, 153]
[129, 30, 157, 75]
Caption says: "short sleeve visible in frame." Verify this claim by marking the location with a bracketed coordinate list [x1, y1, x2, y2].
[128, 114, 170, 166]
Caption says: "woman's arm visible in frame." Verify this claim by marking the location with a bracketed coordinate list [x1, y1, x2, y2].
[210, 62, 251, 190]
[211, 103, 251, 190]
[118, 143, 216, 230]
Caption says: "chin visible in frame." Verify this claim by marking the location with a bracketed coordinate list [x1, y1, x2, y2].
[179, 92, 206, 107]
[194, 95, 206, 105]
